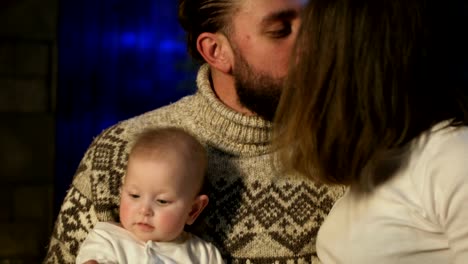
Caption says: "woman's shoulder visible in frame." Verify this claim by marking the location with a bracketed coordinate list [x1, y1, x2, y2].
[425, 122, 468, 159]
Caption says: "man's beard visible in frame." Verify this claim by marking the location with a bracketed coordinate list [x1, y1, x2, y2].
[232, 51, 284, 122]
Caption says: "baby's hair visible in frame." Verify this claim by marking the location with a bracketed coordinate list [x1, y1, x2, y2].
[129, 127, 208, 193]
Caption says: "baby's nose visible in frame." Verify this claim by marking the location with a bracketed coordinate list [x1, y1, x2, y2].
[139, 204, 153, 216]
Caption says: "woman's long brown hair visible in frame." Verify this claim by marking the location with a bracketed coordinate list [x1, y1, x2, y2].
[274, 0, 468, 193]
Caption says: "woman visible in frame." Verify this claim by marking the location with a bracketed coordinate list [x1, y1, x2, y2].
[275, 0, 468, 263]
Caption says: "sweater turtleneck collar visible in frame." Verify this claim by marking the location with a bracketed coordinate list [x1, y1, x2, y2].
[193, 64, 273, 156]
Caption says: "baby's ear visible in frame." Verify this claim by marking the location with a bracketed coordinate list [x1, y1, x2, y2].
[186, 194, 209, 225]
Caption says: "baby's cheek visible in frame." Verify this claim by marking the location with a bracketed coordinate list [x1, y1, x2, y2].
[119, 199, 133, 226]
[158, 211, 186, 237]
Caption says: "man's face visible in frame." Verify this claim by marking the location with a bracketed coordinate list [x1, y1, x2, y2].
[229, 0, 304, 121]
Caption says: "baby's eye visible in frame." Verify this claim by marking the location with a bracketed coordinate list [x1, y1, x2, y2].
[129, 193, 140, 199]
[156, 199, 169, 205]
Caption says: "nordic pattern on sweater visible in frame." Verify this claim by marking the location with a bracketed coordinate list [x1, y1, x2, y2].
[44, 64, 345, 264]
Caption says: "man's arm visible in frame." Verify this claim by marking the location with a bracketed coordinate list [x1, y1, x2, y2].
[44, 125, 128, 264]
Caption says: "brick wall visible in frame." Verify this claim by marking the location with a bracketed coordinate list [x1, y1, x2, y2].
[0, 0, 57, 262]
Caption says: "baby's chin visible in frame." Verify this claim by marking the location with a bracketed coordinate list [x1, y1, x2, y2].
[123, 223, 183, 242]
[126, 227, 159, 243]
[136, 232, 186, 244]
[131, 233, 161, 243]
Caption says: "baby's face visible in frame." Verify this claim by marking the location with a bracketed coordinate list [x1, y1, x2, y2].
[119, 154, 200, 242]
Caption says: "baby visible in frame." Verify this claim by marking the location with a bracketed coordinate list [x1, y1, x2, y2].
[76, 127, 224, 263]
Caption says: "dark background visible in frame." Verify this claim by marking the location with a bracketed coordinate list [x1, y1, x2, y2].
[55, 0, 196, 216]
[0, 0, 196, 262]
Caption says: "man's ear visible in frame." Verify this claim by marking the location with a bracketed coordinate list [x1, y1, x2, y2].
[196, 32, 233, 74]
[186, 194, 209, 225]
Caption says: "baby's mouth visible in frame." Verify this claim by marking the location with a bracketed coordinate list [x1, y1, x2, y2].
[136, 222, 155, 231]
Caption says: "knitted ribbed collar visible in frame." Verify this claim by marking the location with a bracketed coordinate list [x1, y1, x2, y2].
[194, 64, 273, 156]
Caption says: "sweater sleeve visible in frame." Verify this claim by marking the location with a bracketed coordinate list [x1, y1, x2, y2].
[425, 129, 468, 263]
[43, 125, 127, 264]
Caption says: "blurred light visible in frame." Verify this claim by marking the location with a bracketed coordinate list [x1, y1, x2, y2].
[120, 31, 155, 50]
[120, 32, 138, 47]
[159, 39, 186, 54]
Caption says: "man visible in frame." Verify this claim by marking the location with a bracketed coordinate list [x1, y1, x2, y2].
[45, 0, 345, 263]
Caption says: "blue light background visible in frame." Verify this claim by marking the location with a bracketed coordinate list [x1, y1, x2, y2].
[55, 0, 197, 212]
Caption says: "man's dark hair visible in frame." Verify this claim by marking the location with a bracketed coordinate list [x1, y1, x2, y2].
[178, 0, 240, 63]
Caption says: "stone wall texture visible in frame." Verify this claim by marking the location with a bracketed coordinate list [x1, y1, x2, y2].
[0, 0, 58, 262]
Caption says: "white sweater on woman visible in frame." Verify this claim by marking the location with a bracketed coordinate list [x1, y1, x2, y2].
[317, 122, 468, 264]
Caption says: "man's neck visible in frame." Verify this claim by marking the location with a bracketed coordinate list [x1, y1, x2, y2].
[210, 67, 255, 116]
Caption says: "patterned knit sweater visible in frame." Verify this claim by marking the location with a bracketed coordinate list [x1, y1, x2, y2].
[44, 64, 345, 264]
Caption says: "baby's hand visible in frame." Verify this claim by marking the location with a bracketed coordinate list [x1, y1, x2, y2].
[83, 260, 99, 264]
